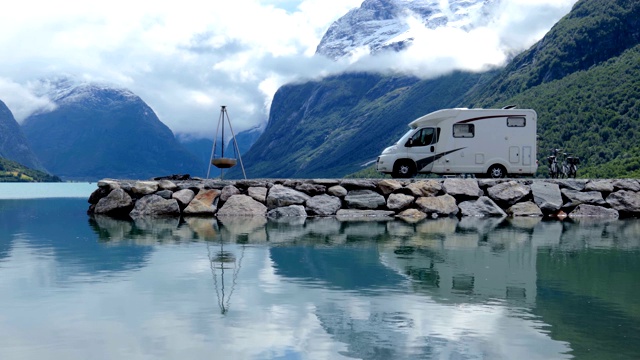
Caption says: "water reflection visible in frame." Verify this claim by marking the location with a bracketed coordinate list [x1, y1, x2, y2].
[2, 198, 640, 359]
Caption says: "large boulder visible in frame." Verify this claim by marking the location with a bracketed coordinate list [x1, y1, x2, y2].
[561, 189, 606, 207]
[344, 190, 386, 210]
[531, 182, 562, 213]
[458, 196, 506, 217]
[506, 201, 542, 217]
[306, 194, 342, 216]
[93, 188, 133, 215]
[218, 195, 268, 216]
[442, 179, 482, 199]
[406, 180, 441, 197]
[487, 181, 530, 206]
[415, 194, 458, 216]
[386, 193, 415, 211]
[267, 205, 307, 217]
[183, 189, 221, 215]
[129, 194, 180, 217]
[266, 184, 310, 209]
[569, 204, 619, 218]
[606, 190, 640, 214]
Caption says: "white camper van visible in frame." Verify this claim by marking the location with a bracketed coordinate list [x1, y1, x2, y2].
[376, 107, 538, 178]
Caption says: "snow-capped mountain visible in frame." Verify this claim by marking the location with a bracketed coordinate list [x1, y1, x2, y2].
[316, 0, 494, 60]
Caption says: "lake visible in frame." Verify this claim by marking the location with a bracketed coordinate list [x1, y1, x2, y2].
[0, 183, 639, 359]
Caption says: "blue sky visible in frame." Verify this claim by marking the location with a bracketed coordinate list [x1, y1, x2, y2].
[0, 0, 577, 138]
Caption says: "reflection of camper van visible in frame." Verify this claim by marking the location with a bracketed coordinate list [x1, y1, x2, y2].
[376, 107, 538, 178]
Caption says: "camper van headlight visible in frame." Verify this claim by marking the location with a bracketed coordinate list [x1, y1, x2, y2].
[382, 145, 397, 154]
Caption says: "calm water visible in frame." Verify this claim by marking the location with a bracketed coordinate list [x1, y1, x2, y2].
[0, 184, 639, 359]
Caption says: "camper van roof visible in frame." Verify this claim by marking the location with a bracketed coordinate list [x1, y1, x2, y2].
[408, 108, 534, 129]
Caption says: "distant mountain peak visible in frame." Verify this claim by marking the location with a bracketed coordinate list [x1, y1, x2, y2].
[316, 0, 493, 60]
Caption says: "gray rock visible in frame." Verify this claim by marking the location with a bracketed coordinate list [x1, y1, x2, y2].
[507, 201, 542, 217]
[183, 189, 221, 215]
[306, 194, 342, 216]
[172, 189, 195, 207]
[415, 194, 458, 216]
[606, 190, 640, 213]
[406, 180, 441, 197]
[248, 187, 268, 203]
[344, 190, 386, 209]
[311, 179, 341, 186]
[267, 205, 307, 217]
[459, 196, 507, 217]
[97, 179, 121, 190]
[386, 193, 415, 211]
[487, 180, 530, 205]
[327, 185, 348, 197]
[531, 181, 563, 212]
[157, 180, 178, 191]
[131, 181, 159, 195]
[584, 180, 614, 193]
[218, 195, 268, 216]
[220, 185, 241, 202]
[613, 179, 640, 191]
[377, 179, 403, 195]
[556, 179, 587, 191]
[266, 184, 311, 209]
[340, 179, 377, 190]
[129, 194, 180, 217]
[155, 190, 173, 199]
[561, 189, 606, 207]
[295, 183, 326, 195]
[442, 179, 482, 199]
[569, 204, 619, 218]
[94, 188, 133, 214]
[396, 208, 427, 222]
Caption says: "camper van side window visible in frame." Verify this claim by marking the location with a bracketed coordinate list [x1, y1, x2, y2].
[507, 116, 526, 127]
[453, 124, 474, 138]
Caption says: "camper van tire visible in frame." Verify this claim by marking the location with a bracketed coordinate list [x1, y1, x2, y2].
[487, 164, 507, 179]
[392, 160, 416, 178]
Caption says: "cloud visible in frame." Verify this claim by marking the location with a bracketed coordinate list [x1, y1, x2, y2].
[0, 0, 577, 138]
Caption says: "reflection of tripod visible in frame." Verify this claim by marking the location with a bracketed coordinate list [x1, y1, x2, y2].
[207, 240, 245, 314]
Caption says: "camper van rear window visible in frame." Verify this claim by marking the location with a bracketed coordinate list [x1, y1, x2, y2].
[453, 124, 474, 138]
[507, 116, 526, 127]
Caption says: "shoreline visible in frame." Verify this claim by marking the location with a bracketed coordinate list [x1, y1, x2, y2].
[86, 178, 640, 220]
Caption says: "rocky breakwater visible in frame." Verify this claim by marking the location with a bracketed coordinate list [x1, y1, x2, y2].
[87, 178, 640, 220]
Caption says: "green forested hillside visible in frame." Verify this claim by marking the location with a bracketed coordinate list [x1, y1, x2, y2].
[0, 157, 61, 182]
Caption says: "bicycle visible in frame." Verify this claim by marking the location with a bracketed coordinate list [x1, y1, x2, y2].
[565, 154, 579, 178]
[547, 148, 560, 178]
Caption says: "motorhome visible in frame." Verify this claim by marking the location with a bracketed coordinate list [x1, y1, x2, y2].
[376, 107, 538, 178]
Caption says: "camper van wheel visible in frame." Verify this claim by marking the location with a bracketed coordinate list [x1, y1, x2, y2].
[487, 164, 507, 179]
[392, 160, 416, 178]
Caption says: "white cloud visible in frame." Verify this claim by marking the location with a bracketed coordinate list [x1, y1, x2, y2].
[0, 0, 577, 139]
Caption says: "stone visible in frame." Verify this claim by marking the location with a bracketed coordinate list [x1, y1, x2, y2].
[172, 189, 195, 207]
[555, 179, 587, 191]
[584, 180, 614, 193]
[442, 179, 482, 199]
[157, 180, 178, 191]
[344, 190, 386, 209]
[327, 185, 348, 197]
[183, 189, 221, 215]
[377, 179, 403, 195]
[97, 179, 120, 190]
[218, 195, 268, 216]
[613, 179, 640, 192]
[129, 194, 180, 217]
[221, 185, 241, 202]
[131, 181, 159, 195]
[569, 204, 619, 218]
[561, 189, 606, 207]
[94, 188, 133, 215]
[396, 208, 427, 222]
[487, 180, 530, 206]
[155, 190, 173, 199]
[306, 194, 342, 216]
[267, 205, 307, 217]
[340, 179, 377, 190]
[458, 196, 507, 217]
[507, 201, 542, 217]
[415, 194, 458, 216]
[531, 181, 562, 213]
[266, 184, 310, 209]
[606, 190, 640, 214]
[406, 180, 442, 197]
[88, 186, 111, 204]
[248, 187, 268, 203]
[386, 193, 415, 211]
[295, 183, 326, 195]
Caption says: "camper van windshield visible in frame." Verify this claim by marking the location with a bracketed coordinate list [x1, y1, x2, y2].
[396, 129, 414, 144]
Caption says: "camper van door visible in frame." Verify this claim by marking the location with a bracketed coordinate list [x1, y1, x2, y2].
[407, 127, 437, 173]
